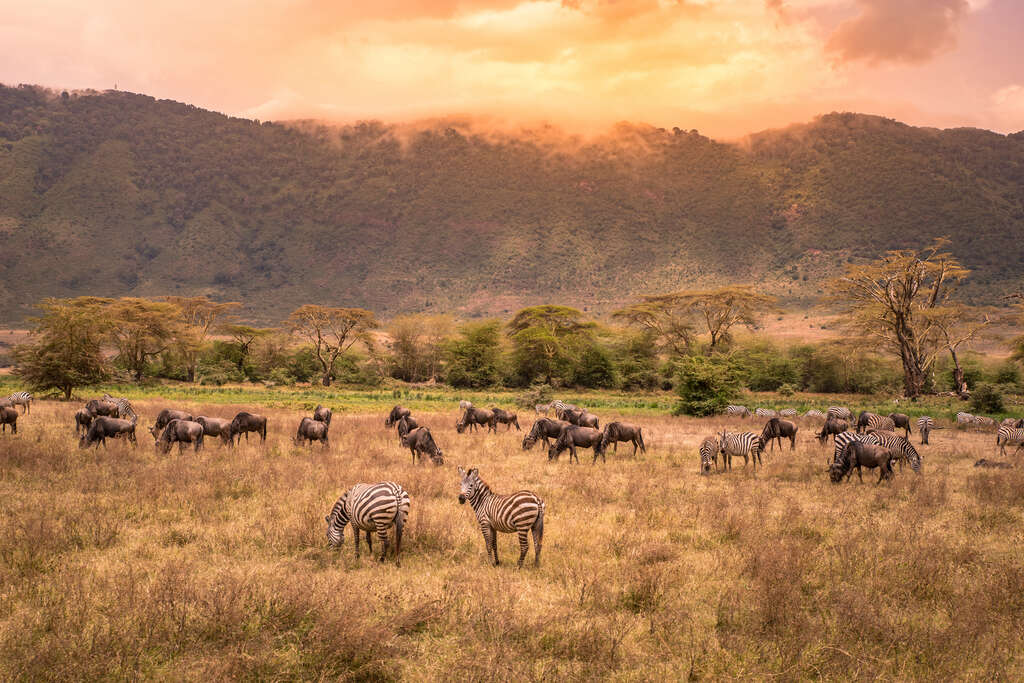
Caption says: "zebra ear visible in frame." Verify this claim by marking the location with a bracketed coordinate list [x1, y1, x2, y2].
[469, 467, 478, 475]
[324, 515, 330, 523]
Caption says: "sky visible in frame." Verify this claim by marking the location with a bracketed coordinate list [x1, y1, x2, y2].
[2, 0, 1022, 139]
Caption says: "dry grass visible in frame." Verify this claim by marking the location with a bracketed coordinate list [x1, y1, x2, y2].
[1, 400, 1023, 680]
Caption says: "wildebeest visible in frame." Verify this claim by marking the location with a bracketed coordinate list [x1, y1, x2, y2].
[402, 426, 445, 465]
[562, 408, 599, 429]
[817, 418, 849, 445]
[0, 406, 18, 434]
[974, 458, 1013, 469]
[888, 413, 912, 438]
[74, 408, 93, 435]
[830, 441, 894, 484]
[295, 416, 329, 448]
[155, 419, 204, 454]
[548, 425, 604, 464]
[229, 412, 267, 445]
[456, 407, 496, 434]
[855, 411, 878, 433]
[85, 399, 119, 417]
[313, 404, 332, 427]
[522, 418, 569, 450]
[79, 416, 137, 448]
[395, 415, 419, 443]
[491, 408, 521, 431]
[196, 416, 233, 445]
[385, 405, 411, 427]
[599, 422, 646, 456]
[760, 417, 798, 451]
[153, 408, 193, 430]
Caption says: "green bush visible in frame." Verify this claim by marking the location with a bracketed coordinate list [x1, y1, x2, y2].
[969, 383, 1004, 415]
[266, 368, 294, 385]
[673, 355, 741, 417]
[197, 359, 245, 386]
[778, 383, 797, 396]
[573, 345, 617, 389]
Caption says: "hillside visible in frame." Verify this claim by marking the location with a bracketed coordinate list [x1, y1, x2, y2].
[2, 84, 1023, 322]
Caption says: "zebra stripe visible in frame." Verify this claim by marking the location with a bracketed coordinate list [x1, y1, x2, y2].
[326, 481, 410, 565]
[551, 400, 578, 420]
[779, 408, 797, 417]
[699, 436, 718, 474]
[827, 406, 852, 421]
[719, 432, 762, 471]
[917, 417, 935, 445]
[4, 391, 33, 413]
[725, 405, 750, 418]
[103, 394, 137, 421]
[864, 414, 896, 433]
[831, 431, 870, 467]
[996, 426, 1024, 457]
[804, 409, 826, 420]
[956, 412, 974, 424]
[458, 467, 544, 568]
[973, 415, 995, 427]
[754, 408, 777, 418]
[863, 430, 921, 472]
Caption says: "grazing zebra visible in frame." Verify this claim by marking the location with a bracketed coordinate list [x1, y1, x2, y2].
[995, 426, 1024, 457]
[326, 482, 410, 566]
[5, 391, 33, 414]
[827, 406, 852, 421]
[754, 408, 777, 418]
[863, 430, 921, 472]
[718, 431, 762, 471]
[973, 415, 995, 428]
[725, 405, 751, 418]
[956, 412, 974, 426]
[457, 467, 544, 568]
[862, 414, 896, 433]
[699, 436, 718, 474]
[803, 409, 826, 420]
[103, 393, 136, 420]
[917, 416, 941, 445]
[779, 408, 798, 417]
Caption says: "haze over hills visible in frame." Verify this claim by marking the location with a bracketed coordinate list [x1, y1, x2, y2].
[1, 84, 1023, 323]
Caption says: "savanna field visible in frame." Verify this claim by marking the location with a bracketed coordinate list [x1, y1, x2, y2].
[2, 389, 1024, 680]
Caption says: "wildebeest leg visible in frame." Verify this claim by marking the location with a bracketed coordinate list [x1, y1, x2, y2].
[410, 446, 418, 465]
[632, 440, 639, 457]
[790, 435, 796, 450]
[856, 465, 863, 483]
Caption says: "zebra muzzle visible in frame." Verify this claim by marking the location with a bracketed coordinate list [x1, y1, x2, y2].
[458, 495, 466, 504]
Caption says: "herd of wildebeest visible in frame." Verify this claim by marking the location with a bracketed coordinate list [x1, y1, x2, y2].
[1, 391, 1021, 567]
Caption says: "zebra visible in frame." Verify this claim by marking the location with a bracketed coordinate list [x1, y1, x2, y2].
[863, 430, 921, 472]
[754, 408, 777, 418]
[550, 400, 578, 421]
[779, 408, 798, 417]
[325, 482, 410, 566]
[718, 431, 762, 471]
[917, 416, 941, 445]
[457, 467, 544, 568]
[534, 403, 551, 416]
[725, 405, 750, 418]
[862, 414, 896, 433]
[803, 409, 826, 420]
[827, 406, 852, 421]
[973, 415, 995, 428]
[956, 412, 974, 426]
[995, 426, 1024, 457]
[831, 431, 870, 468]
[699, 436, 718, 474]
[4, 391, 33, 414]
[103, 393, 136, 420]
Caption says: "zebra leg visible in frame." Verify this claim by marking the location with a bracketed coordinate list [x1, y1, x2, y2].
[517, 528, 529, 568]
[354, 528, 361, 558]
[376, 526, 389, 563]
[532, 509, 543, 567]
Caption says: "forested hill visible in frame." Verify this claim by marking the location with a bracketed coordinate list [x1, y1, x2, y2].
[2, 84, 1023, 322]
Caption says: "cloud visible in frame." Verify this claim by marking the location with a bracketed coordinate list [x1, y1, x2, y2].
[826, 0, 970, 65]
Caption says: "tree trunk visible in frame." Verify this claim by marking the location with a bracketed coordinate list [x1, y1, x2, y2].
[900, 354, 926, 398]
[322, 373, 331, 387]
[950, 348, 969, 399]
[64, 385, 72, 400]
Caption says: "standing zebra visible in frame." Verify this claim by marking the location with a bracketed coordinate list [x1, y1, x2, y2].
[103, 393, 136, 420]
[326, 482, 410, 566]
[862, 414, 896, 434]
[827, 406, 852, 421]
[718, 431, 762, 471]
[779, 408, 798, 418]
[699, 436, 719, 474]
[803, 409, 826, 420]
[956, 412, 974, 426]
[725, 405, 751, 418]
[863, 430, 921, 472]
[457, 467, 544, 568]
[917, 416, 940, 445]
[995, 425, 1024, 457]
[4, 391, 33, 414]
[754, 408, 777, 418]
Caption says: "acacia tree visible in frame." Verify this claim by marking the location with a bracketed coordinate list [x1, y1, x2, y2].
[163, 296, 240, 382]
[106, 298, 182, 381]
[507, 306, 593, 385]
[220, 324, 271, 372]
[612, 295, 695, 356]
[287, 305, 377, 386]
[13, 297, 111, 399]
[827, 239, 987, 398]
[387, 314, 454, 382]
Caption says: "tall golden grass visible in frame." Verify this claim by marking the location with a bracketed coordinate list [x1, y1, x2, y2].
[1, 399, 1022, 679]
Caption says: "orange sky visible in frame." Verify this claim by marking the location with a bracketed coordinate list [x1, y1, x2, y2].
[2, 0, 1023, 138]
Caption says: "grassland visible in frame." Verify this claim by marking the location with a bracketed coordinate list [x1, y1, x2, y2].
[1, 395, 1023, 680]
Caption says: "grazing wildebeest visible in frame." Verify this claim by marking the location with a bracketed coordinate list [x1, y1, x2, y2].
[385, 405, 411, 427]
[491, 408, 521, 431]
[760, 417, 798, 451]
[395, 415, 419, 443]
[562, 408, 599, 429]
[599, 422, 646, 456]
[888, 413, 912, 438]
[974, 458, 1013, 469]
[229, 412, 267, 445]
[548, 425, 604, 464]
[830, 441, 894, 484]
[295, 416, 329, 448]
[817, 418, 849, 445]
[402, 426, 445, 465]
[156, 419, 204, 454]
[196, 416, 233, 445]
[313, 404, 332, 427]
[79, 417, 137, 448]
[153, 408, 194, 432]
[855, 411, 879, 433]
[85, 399, 119, 417]
[522, 418, 569, 450]
[74, 408, 93, 435]
[0, 406, 18, 434]
[456, 407, 496, 434]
